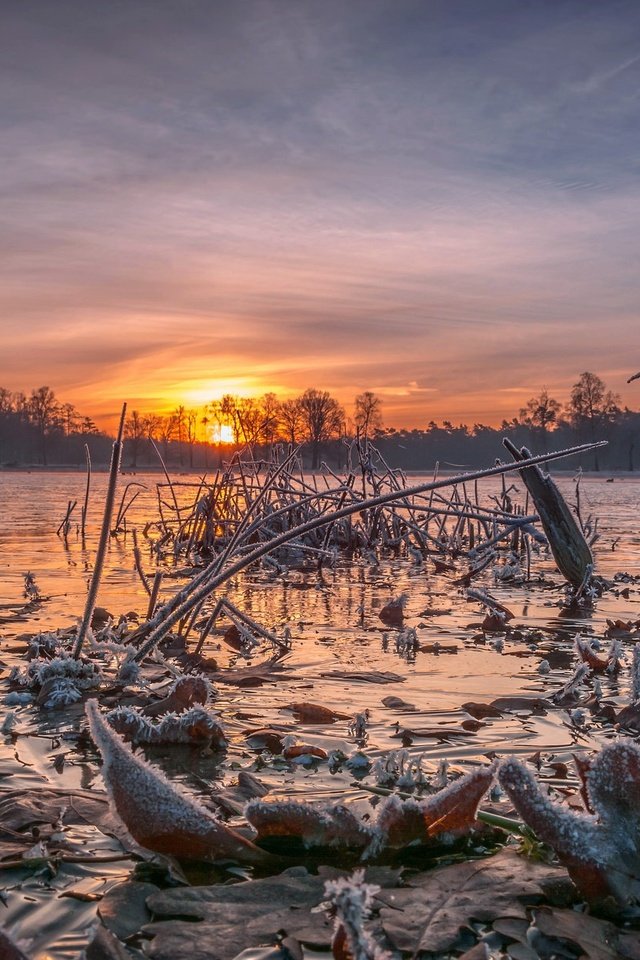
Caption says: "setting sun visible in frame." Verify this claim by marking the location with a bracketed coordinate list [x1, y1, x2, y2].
[210, 423, 235, 445]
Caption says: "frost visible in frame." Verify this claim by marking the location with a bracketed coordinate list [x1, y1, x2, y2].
[551, 663, 590, 704]
[349, 711, 370, 739]
[323, 869, 390, 960]
[40, 677, 83, 709]
[632, 644, 640, 703]
[13, 655, 102, 691]
[85, 699, 267, 865]
[371, 749, 429, 790]
[4, 692, 33, 706]
[500, 743, 640, 905]
[106, 705, 227, 747]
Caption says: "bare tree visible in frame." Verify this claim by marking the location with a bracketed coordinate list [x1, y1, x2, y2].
[568, 372, 620, 470]
[186, 409, 198, 469]
[28, 386, 60, 465]
[124, 410, 145, 468]
[519, 389, 561, 452]
[298, 388, 345, 469]
[279, 398, 304, 446]
[354, 391, 383, 440]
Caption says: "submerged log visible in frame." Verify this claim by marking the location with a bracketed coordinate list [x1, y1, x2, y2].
[503, 438, 593, 588]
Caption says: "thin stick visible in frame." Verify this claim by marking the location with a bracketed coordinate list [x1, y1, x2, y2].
[132, 529, 151, 596]
[81, 442, 91, 540]
[146, 570, 163, 619]
[73, 403, 126, 659]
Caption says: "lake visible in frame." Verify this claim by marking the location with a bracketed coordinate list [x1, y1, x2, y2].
[1, 467, 640, 956]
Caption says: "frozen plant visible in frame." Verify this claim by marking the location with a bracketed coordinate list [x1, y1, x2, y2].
[631, 644, 640, 703]
[551, 663, 590, 704]
[40, 676, 83, 709]
[349, 710, 370, 739]
[323, 870, 390, 960]
[12, 655, 102, 692]
[371, 749, 429, 791]
[395, 627, 418, 657]
[23, 571, 41, 601]
[499, 741, 640, 906]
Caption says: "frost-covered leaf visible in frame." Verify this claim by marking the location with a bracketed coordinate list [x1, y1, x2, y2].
[245, 801, 373, 850]
[246, 763, 496, 855]
[500, 750, 640, 905]
[106, 705, 226, 747]
[85, 700, 268, 865]
[142, 676, 212, 717]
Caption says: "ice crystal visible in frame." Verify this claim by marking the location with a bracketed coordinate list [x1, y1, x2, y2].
[13, 655, 102, 691]
[106, 705, 227, 747]
[349, 711, 370, 739]
[323, 870, 390, 960]
[40, 677, 83, 709]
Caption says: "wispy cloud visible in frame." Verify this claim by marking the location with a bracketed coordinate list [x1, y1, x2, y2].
[1, 0, 639, 426]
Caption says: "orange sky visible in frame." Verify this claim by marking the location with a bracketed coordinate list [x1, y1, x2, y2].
[2, 1, 639, 431]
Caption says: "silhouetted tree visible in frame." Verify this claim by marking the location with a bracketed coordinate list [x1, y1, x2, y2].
[298, 389, 345, 469]
[568, 372, 620, 470]
[28, 386, 60, 465]
[519, 389, 562, 451]
[279, 398, 304, 446]
[354, 391, 383, 440]
[124, 410, 145, 468]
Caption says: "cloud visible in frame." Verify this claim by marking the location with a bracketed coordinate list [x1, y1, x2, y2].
[1, 0, 639, 426]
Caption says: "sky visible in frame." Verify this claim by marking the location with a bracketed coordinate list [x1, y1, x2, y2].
[2, 0, 640, 430]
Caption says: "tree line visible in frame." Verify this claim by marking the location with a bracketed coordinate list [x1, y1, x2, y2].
[0, 373, 638, 472]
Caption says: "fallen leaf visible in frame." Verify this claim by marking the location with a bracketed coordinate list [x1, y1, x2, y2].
[86, 923, 131, 960]
[282, 703, 351, 723]
[98, 880, 159, 940]
[534, 906, 640, 960]
[142, 677, 210, 717]
[85, 700, 269, 866]
[376, 849, 565, 957]
[144, 866, 336, 960]
[319, 671, 405, 684]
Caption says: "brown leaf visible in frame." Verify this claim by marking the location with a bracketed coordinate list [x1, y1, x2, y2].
[0, 930, 32, 960]
[283, 703, 351, 723]
[85, 700, 269, 866]
[98, 881, 158, 940]
[461, 701, 503, 720]
[376, 848, 564, 956]
[144, 866, 337, 960]
[319, 670, 405, 684]
[534, 906, 640, 960]
[142, 677, 210, 717]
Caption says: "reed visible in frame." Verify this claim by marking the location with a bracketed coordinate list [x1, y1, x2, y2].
[131, 439, 606, 662]
[73, 403, 126, 659]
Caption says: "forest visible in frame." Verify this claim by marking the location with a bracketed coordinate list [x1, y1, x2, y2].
[0, 372, 636, 472]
